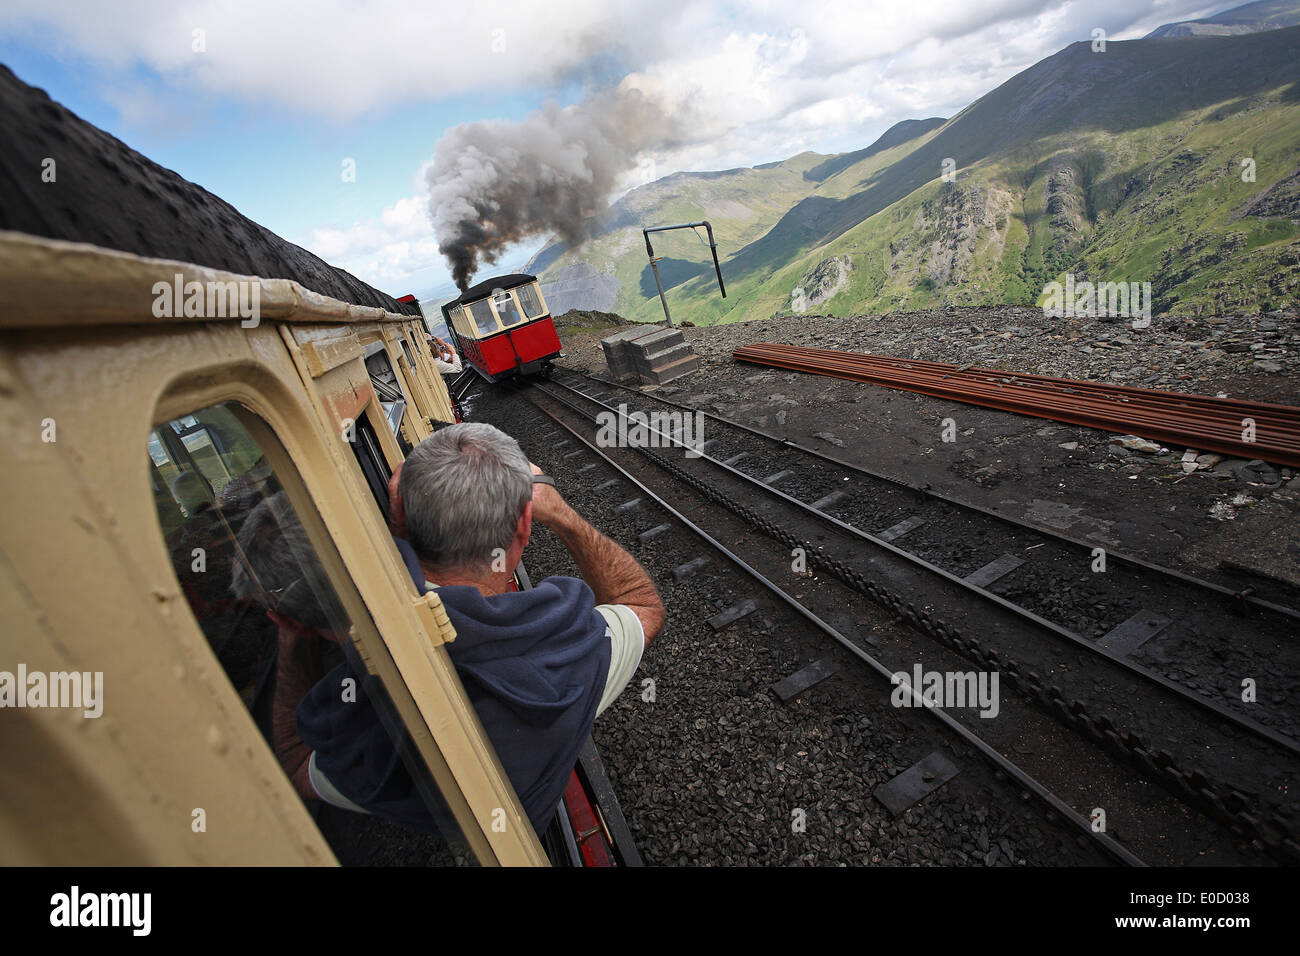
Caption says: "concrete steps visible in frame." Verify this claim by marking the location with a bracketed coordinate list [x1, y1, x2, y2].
[600, 324, 700, 385]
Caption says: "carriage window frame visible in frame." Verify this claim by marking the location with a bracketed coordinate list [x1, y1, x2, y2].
[444, 305, 464, 339]
[467, 298, 499, 336]
[399, 335, 417, 371]
[492, 291, 524, 327]
[447, 305, 469, 339]
[144, 394, 502, 866]
[516, 283, 545, 319]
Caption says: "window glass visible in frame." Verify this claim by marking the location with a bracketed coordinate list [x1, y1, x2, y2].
[150, 401, 475, 865]
[494, 291, 524, 327]
[364, 348, 411, 454]
[468, 299, 498, 335]
[517, 284, 544, 318]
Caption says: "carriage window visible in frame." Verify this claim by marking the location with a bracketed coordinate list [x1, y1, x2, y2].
[452, 305, 475, 340]
[468, 299, 498, 335]
[447, 306, 467, 339]
[364, 346, 412, 454]
[493, 291, 523, 327]
[517, 284, 544, 318]
[348, 411, 393, 517]
[149, 401, 475, 866]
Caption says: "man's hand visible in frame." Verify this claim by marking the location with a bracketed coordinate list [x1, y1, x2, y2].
[388, 461, 407, 538]
[432, 335, 454, 362]
[526, 462, 662, 646]
[529, 461, 570, 528]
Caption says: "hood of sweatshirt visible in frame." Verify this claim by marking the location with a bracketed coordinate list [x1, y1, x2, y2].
[298, 539, 611, 838]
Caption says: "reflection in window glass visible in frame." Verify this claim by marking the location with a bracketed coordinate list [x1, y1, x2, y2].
[517, 284, 544, 318]
[150, 401, 475, 866]
[494, 292, 523, 327]
[468, 299, 497, 336]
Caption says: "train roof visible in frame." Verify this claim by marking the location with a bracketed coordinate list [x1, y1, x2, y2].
[447, 273, 538, 308]
[0, 65, 418, 318]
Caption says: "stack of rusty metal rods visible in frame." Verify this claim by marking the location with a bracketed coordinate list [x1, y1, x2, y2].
[733, 343, 1300, 467]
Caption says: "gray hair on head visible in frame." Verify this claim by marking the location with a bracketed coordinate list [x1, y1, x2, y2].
[400, 422, 532, 573]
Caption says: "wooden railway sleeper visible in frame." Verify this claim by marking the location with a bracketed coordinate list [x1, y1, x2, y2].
[578, 417, 1300, 863]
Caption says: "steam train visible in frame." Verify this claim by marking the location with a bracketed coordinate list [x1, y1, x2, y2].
[0, 65, 635, 867]
[441, 273, 562, 381]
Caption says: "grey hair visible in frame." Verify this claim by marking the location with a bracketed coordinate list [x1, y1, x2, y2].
[230, 491, 346, 631]
[400, 422, 532, 573]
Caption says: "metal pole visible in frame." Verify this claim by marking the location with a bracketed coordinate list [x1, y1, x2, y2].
[644, 230, 676, 327]
[642, 221, 727, 328]
[649, 262, 673, 326]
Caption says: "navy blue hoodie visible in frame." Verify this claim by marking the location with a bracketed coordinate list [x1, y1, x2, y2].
[297, 541, 612, 837]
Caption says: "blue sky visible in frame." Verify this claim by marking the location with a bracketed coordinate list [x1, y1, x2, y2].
[0, 34, 549, 297]
[0, 0, 1225, 300]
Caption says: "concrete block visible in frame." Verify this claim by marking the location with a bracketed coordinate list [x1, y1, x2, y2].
[642, 354, 700, 384]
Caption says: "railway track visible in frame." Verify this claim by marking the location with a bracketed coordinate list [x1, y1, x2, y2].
[517, 370, 1300, 864]
[450, 368, 479, 403]
[487, 384, 1135, 865]
[552, 365, 1300, 701]
[734, 343, 1300, 467]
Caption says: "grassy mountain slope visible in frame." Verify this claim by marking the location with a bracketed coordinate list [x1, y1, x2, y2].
[530, 122, 946, 323]
[534, 27, 1300, 324]
[531, 151, 831, 318]
[1146, 0, 1300, 38]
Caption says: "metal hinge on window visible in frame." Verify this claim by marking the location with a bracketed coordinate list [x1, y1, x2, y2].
[413, 590, 456, 646]
[347, 625, 380, 676]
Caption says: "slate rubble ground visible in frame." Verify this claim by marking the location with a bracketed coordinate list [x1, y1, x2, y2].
[559, 305, 1300, 583]
[469, 384, 1103, 867]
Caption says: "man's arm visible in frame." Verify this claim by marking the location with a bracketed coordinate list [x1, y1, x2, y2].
[271, 626, 324, 801]
[431, 335, 462, 374]
[531, 467, 663, 647]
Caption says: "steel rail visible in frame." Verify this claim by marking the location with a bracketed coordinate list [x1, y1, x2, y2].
[733, 351, 1299, 448]
[516, 384, 1145, 867]
[745, 344, 1299, 412]
[536, 377, 1300, 760]
[734, 344, 1300, 466]
[527, 376, 1300, 861]
[740, 360, 1290, 437]
[451, 368, 479, 402]
[741, 344, 1300, 418]
[558, 366, 1300, 621]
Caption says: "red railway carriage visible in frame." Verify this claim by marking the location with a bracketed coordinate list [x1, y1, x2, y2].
[442, 273, 562, 381]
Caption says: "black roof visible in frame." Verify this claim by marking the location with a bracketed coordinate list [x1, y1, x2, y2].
[447, 273, 537, 307]
[0, 65, 413, 314]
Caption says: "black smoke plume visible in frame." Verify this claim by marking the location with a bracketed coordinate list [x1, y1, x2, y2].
[428, 82, 683, 290]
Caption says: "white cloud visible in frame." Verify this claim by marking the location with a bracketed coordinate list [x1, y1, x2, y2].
[2, 0, 1216, 122]
[299, 195, 438, 286]
[621, 0, 1220, 173]
[32, 0, 1217, 288]
[0, 0, 693, 117]
[299, 193, 544, 294]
